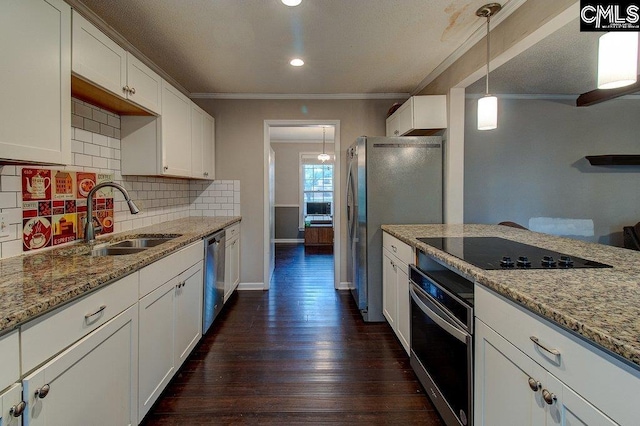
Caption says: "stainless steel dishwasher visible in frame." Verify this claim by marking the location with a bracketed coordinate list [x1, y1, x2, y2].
[203, 230, 226, 334]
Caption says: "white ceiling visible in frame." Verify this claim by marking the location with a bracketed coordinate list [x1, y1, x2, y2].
[270, 125, 335, 143]
[76, 0, 518, 96]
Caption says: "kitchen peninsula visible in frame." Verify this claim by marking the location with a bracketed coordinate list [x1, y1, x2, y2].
[383, 223, 640, 425]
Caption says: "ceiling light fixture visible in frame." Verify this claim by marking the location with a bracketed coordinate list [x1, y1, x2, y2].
[476, 3, 501, 131]
[318, 127, 330, 162]
[281, 0, 302, 6]
[290, 58, 304, 67]
[597, 32, 638, 89]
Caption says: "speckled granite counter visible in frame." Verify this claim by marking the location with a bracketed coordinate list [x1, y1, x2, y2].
[382, 224, 640, 369]
[0, 216, 241, 335]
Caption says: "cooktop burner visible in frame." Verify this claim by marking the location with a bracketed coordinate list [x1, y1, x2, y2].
[416, 237, 612, 270]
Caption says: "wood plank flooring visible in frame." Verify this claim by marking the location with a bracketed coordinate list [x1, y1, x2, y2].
[141, 243, 443, 425]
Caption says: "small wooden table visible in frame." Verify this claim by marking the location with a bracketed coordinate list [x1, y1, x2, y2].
[304, 223, 333, 253]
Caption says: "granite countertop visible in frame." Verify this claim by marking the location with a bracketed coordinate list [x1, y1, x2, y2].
[0, 216, 241, 335]
[382, 224, 640, 369]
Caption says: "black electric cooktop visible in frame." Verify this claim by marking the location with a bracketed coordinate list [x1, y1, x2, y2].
[417, 237, 612, 270]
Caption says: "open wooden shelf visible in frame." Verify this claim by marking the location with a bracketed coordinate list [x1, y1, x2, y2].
[585, 155, 640, 166]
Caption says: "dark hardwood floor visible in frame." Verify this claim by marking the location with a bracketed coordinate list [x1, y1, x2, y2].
[141, 243, 443, 425]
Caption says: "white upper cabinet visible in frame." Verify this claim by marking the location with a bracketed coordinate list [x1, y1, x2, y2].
[203, 113, 216, 179]
[160, 80, 192, 177]
[386, 95, 447, 137]
[72, 11, 162, 115]
[0, 0, 71, 165]
[191, 104, 215, 179]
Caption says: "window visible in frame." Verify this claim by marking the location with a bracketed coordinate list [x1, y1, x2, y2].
[299, 155, 333, 228]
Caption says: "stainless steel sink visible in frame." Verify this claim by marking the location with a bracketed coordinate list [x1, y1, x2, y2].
[109, 237, 175, 248]
[89, 234, 180, 256]
[90, 247, 148, 256]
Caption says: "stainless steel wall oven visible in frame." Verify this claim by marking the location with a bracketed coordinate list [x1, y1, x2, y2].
[409, 253, 474, 426]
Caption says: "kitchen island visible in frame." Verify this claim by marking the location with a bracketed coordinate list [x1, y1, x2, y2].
[383, 223, 640, 425]
[0, 216, 241, 335]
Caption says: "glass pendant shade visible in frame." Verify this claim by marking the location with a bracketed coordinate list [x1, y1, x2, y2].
[477, 95, 497, 130]
[317, 153, 330, 162]
[598, 32, 638, 89]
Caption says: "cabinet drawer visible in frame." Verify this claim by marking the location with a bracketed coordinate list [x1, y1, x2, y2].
[0, 330, 19, 392]
[382, 232, 413, 265]
[225, 223, 240, 243]
[475, 283, 640, 426]
[139, 240, 203, 297]
[21, 273, 138, 374]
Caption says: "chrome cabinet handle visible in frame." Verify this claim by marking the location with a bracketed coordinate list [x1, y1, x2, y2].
[85, 305, 106, 320]
[394, 130, 399, 135]
[528, 377, 541, 392]
[129, 87, 136, 94]
[164, 166, 169, 171]
[542, 389, 557, 405]
[203, 172, 209, 177]
[123, 85, 129, 94]
[530, 336, 561, 357]
[35, 384, 50, 399]
[9, 400, 26, 417]
[391, 245, 397, 252]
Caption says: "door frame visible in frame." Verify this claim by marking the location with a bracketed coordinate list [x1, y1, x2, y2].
[263, 119, 341, 290]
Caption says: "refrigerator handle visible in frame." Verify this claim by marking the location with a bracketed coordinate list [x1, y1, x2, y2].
[346, 159, 354, 240]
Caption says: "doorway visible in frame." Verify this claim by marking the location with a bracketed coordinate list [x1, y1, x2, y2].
[263, 120, 341, 290]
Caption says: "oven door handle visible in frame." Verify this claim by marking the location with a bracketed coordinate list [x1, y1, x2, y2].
[410, 284, 468, 344]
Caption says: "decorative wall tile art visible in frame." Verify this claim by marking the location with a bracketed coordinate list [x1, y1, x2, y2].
[21, 168, 114, 252]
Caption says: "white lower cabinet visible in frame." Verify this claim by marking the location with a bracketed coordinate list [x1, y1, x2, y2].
[474, 283, 639, 425]
[475, 319, 616, 426]
[224, 224, 241, 302]
[0, 383, 23, 426]
[382, 232, 413, 354]
[138, 258, 203, 420]
[22, 304, 139, 426]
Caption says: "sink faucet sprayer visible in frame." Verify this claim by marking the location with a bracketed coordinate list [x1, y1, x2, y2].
[84, 182, 140, 243]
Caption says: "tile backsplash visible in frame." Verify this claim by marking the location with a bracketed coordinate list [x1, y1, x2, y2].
[0, 98, 240, 259]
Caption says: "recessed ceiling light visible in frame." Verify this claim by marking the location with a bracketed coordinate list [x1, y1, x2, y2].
[281, 0, 302, 6]
[290, 58, 304, 67]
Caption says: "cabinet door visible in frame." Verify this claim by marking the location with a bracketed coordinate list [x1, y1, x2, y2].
[543, 372, 617, 426]
[190, 104, 205, 178]
[23, 305, 138, 426]
[475, 319, 544, 426]
[72, 11, 127, 100]
[224, 236, 240, 302]
[0, 330, 19, 393]
[138, 279, 176, 420]
[126, 53, 162, 114]
[230, 236, 240, 292]
[0, 383, 23, 426]
[396, 264, 410, 354]
[382, 251, 397, 329]
[161, 80, 192, 177]
[203, 113, 215, 179]
[174, 262, 203, 368]
[0, 0, 71, 164]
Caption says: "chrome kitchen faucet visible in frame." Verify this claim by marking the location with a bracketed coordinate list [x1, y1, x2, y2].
[84, 182, 140, 243]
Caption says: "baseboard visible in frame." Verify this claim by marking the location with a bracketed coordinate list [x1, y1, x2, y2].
[274, 239, 304, 244]
[238, 282, 266, 291]
[338, 281, 352, 290]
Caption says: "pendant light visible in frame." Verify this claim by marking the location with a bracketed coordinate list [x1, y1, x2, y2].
[318, 127, 330, 162]
[476, 3, 501, 131]
[597, 32, 638, 89]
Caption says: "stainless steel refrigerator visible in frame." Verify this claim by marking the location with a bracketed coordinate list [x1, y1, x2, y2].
[346, 136, 442, 322]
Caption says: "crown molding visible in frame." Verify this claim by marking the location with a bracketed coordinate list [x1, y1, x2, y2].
[190, 92, 409, 100]
[411, 0, 528, 96]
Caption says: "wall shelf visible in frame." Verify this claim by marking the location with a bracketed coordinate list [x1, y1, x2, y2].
[585, 155, 640, 166]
